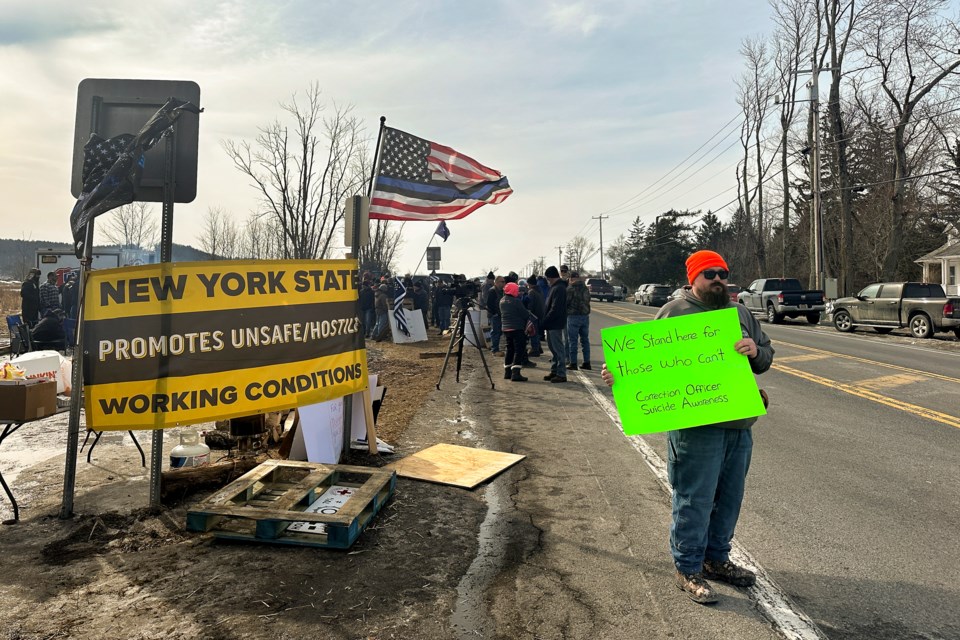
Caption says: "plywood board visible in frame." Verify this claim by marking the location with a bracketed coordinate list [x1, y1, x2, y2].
[386, 443, 525, 489]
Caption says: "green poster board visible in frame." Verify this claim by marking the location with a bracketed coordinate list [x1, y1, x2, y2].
[600, 307, 766, 435]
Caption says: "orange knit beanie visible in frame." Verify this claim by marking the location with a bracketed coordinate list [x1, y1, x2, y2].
[685, 250, 728, 284]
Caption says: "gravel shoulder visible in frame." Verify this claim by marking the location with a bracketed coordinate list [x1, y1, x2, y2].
[0, 332, 489, 640]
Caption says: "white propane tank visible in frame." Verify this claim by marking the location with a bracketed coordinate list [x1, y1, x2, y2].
[169, 430, 210, 468]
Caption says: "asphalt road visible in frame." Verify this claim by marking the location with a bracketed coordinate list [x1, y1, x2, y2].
[591, 301, 960, 640]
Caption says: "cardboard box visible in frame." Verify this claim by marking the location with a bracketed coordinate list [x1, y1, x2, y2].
[0, 380, 58, 422]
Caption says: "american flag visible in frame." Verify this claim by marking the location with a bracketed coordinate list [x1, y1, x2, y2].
[369, 127, 513, 221]
[69, 98, 202, 257]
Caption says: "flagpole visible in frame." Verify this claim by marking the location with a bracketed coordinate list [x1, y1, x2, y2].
[413, 234, 436, 276]
[350, 115, 386, 457]
[366, 116, 386, 198]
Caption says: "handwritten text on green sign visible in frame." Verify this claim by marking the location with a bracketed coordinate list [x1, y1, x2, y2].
[601, 307, 765, 435]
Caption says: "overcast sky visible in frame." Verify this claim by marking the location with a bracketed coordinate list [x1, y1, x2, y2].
[0, 0, 774, 277]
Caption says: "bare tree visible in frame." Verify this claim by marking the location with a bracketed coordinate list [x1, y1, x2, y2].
[819, 0, 872, 295]
[238, 214, 286, 260]
[197, 207, 239, 260]
[564, 235, 597, 272]
[222, 83, 369, 260]
[858, 0, 960, 278]
[770, 0, 814, 277]
[100, 202, 159, 252]
[736, 36, 779, 274]
[359, 219, 403, 276]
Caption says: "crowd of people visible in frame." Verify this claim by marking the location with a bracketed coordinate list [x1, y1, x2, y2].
[353, 266, 595, 384]
[18, 268, 77, 351]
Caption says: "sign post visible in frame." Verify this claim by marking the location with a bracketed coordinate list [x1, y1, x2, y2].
[61, 79, 201, 517]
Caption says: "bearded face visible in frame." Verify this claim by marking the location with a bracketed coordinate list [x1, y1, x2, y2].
[692, 276, 729, 309]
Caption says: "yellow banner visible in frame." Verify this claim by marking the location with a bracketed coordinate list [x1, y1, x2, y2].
[86, 350, 368, 430]
[85, 259, 358, 321]
[82, 259, 367, 430]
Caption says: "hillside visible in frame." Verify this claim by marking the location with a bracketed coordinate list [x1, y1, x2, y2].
[0, 238, 210, 280]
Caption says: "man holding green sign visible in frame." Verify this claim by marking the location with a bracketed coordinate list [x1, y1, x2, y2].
[601, 250, 773, 605]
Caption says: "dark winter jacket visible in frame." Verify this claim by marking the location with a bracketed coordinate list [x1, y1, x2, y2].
[31, 311, 66, 349]
[485, 286, 503, 317]
[359, 285, 375, 312]
[541, 280, 568, 330]
[525, 286, 545, 320]
[375, 290, 389, 314]
[20, 277, 40, 324]
[566, 280, 591, 316]
[499, 294, 533, 332]
[61, 280, 79, 319]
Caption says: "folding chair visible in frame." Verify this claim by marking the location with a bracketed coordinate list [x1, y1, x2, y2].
[14, 323, 33, 356]
[6, 315, 23, 356]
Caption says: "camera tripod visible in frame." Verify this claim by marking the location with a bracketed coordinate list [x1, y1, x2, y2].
[436, 299, 495, 389]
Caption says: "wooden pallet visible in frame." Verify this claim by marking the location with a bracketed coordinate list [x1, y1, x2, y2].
[186, 459, 396, 549]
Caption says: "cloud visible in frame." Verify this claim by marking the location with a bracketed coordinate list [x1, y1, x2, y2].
[545, 2, 604, 36]
[0, 4, 116, 46]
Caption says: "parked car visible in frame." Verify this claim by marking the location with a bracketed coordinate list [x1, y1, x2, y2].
[612, 285, 626, 301]
[726, 284, 742, 304]
[634, 284, 653, 304]
[585, 278, 615, 302]
[642, 284, 673, 307]
[830, 282, 960, 339]
[668, 286, 690, 302]
[738, 277, 826, 324]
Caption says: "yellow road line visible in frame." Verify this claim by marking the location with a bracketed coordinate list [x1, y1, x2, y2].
[776, 340, 960, 385]
[854, 373, 927, 392]
[772, 363, 960, 430]
[776, 354, 832, 364]
[595, 307, 653, 324]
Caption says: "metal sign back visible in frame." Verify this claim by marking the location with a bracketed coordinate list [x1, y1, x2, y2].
[72, 78, 201, 203]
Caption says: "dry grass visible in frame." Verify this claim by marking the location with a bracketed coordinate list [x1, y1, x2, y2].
[364, 331, 451, 444]
[0, 282, 19, 318]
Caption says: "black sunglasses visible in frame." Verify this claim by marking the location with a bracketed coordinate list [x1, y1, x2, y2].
[702, 269, 729, 280]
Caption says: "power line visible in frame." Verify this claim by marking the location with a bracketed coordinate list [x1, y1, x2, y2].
[597, 111, 744, 218]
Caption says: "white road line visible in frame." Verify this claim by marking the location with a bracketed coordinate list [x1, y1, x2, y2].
[578, 371, 827, 640]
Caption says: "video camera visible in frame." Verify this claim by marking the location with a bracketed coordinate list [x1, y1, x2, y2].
[442, 274, 477, 304]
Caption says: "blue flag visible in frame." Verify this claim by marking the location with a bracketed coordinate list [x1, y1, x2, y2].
[434, 220, 450, 242]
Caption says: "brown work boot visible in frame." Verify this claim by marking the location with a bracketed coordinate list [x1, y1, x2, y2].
[674, 571, 719, 605]
[702, 559, 756, 587]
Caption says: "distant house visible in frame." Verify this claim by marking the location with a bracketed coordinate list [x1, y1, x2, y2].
[916, 223, 960, 295]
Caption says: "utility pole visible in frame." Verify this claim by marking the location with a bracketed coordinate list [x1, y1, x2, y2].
[592, 215, 608, 279]
[810, 55, 824, 292]
[556, 246, 563, 267]
[796, 55, 826, 291]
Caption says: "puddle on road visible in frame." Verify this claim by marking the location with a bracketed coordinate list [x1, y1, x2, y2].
[449, 375, 510, 639]
[451, 471, 507, 639]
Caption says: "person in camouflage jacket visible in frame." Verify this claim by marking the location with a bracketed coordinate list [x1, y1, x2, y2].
[565, 272, 591, 370]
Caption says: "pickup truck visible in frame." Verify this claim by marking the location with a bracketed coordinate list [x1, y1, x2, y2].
[737, 277, 826, 324]
[584, 278, 615, 302]
[829, 282, 960, 339]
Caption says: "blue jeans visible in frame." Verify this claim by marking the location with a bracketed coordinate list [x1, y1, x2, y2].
[667, 426, 753, 574]
[547, 329, 565, 377]
[437, 305, 451, 331]
[567, 314, 590, 364]
[363, 309, 376, 337]
[490, 314, 502, 352]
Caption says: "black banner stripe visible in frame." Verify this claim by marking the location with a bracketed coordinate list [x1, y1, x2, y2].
[84, 300, 363, 385]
